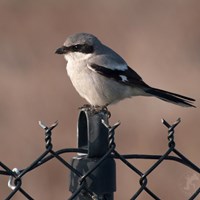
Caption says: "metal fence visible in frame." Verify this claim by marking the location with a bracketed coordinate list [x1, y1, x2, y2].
[0, 108, 199, 200]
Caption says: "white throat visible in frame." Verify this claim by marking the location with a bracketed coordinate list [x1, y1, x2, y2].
[64, 52, 93, 63]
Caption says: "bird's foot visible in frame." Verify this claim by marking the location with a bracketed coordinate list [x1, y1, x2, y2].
[79, 104, 111, 118]
[91, 105, 111, 118]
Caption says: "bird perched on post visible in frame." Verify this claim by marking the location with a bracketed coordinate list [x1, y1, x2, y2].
[55, 33, 195, 108]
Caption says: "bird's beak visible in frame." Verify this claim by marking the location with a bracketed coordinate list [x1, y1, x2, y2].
[55, 46, 68, 54]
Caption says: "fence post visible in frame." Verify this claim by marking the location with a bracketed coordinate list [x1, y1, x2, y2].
[69, 108, 116, 199]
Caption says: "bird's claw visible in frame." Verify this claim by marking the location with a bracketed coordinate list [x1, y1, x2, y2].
[79, 104, 111, 118]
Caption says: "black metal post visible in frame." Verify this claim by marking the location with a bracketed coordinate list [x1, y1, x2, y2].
[69, 108, 116, 199]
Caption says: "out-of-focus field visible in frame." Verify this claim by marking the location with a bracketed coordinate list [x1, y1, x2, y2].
[0, 1, 199, 199]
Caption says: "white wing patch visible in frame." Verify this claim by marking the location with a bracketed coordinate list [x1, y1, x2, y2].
[108, 63, 128, 71]
[119, 75, 128, 82]
[88, 63, 128, 72]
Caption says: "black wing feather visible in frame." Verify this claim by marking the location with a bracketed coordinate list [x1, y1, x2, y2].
[89, 64, 196, 107]
[90, 64, 148, 87]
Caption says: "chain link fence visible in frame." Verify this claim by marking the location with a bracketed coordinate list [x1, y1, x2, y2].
[0, 108, 199, 200]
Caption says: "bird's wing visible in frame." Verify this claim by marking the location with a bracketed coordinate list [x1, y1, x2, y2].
[88, 55, 148, 87]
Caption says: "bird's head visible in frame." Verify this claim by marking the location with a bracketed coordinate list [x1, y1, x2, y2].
[55, 33, 101, 61]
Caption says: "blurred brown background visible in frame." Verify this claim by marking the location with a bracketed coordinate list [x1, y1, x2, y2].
[0, 0, 199, 199]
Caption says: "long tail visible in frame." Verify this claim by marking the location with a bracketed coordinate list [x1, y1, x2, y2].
[145, 87, 196, 107]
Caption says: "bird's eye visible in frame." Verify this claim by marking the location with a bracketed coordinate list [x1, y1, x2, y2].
[72, 45, 80, 51]
[70, 44, 94, 54]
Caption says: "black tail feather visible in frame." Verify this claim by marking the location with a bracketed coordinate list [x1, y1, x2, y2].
[145, 87, 196, 107]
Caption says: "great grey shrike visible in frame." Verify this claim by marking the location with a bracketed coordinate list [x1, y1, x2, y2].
[55, 33, 195, 108]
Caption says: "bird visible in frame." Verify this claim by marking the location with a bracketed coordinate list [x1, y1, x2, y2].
[55, 32, 195, 109]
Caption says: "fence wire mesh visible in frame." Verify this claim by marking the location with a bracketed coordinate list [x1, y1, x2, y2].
[0, 111, 199, 200]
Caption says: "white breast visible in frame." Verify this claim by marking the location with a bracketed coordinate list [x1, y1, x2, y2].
[65, 53, 144, 106]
